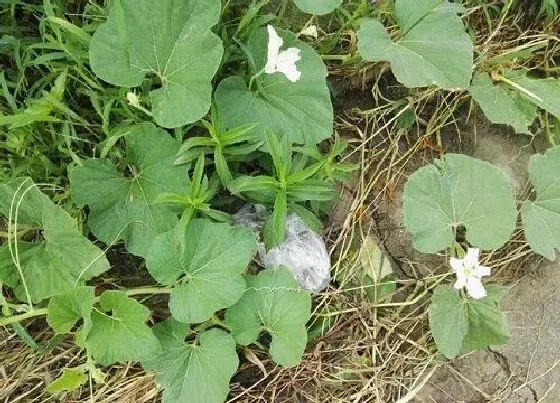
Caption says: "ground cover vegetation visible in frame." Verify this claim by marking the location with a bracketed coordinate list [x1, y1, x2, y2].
[1, 0, 559, 401]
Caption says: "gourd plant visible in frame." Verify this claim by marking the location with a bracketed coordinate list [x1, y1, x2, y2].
[0, 0, 355, 401]
[356, 0, 560, 358]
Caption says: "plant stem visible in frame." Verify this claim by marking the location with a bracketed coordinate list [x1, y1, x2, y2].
[0, 286, 173, 327]
[0, 307, 48, 327]
[123, 286, 173, 297]
[248, 68, 265, 91]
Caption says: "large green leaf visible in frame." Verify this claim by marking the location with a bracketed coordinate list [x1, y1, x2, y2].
[293, 0, 342, 15]
[428, 286, 468, 359]
[357, 0, 473, 89]
[429, 285, 509, 359]
[69, 123, 187, 257]
[469, 72, 537, 135]
[89, 0, 223, 128]
[145, 219, 256, 324]
[521, 146, 560, 260]
[47, 286, 95, 334]
[226, 268, 311, 367]
[403, 154, 517, 253]
[215, 27, 333, 145]
[143, 319, 238, 403]
[86, 291, 161, 365]
[0, 178, 109, 303]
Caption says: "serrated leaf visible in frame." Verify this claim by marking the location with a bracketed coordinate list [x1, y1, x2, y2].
[215, 27, 333, 145]
[357, 0, 473, 89]
[226, 268, 311, 367]
[69, 123, 187, 257]
[142, 319, 238, 403]
[85, 291, 161, 365]
[0, 178, 109, 303]
[293, 0, 342, 15]
[145, 219, 256, 324]
[521, 146, 560, 260]
[469, 72, 537, 134]
[47, 286, 95, 334]
[428, 286, 468, 359]
[403, 154, 517, 253]
[89, 0, 223, 128]
[47, 368, 88, 393]
[461, 285, 510, 352]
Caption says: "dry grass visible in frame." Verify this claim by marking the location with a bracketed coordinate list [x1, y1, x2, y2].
[1, 3, 559, 403]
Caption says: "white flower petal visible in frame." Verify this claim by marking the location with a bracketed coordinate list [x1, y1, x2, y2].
[475, 265, 491, 278]
[466, 277, 486, 299]
[266, 25, 283, 74]
[453, 276, 467, 290]
[465, 248, 480, 268]
[276, 48, 302, 82]
[449, 257, 464, 273]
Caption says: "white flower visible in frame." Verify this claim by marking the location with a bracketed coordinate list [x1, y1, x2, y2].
[299, 25, 318, 39]
[265, 25, 302, 82]
[449, 248, 491, 299]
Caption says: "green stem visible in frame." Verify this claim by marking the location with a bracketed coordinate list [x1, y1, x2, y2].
[0, 286, 173, 327]
[248, 68, 265, 91]
[321, 54, 351, 62]
[0, 307, 48, 327]
[123, 286, 173, 297]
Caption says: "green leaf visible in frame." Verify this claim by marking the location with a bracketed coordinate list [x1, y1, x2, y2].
[85, 291, 161, 365]
[47, 368, 88, 393]
[142, 319, 238, 403]
[429, 285, 510, 359]
[215, 27, 333, 145]
[0, 178, 110, 303]
[428, 286, 468, 359]
[146, 219, 256, 323]
[469, 72, 537, 135]
[357, 0, 473, 89]
[47, 286, 95, 334]
[69, 123, 187, 257]
[294, 0, 341, 14]
[358, 237, 395, 302]
[226, 268, 311, 367]
[403, 154, 517, 253]
[521, 146, 560, 260]
[503, 70, 560, 119]
[89, 0, 223, 128]
[461, 285, 510, 352]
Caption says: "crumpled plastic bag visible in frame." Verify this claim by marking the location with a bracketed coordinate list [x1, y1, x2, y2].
[233, 205, 331, 292]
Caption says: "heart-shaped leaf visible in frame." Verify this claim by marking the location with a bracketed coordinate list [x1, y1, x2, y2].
[85, 291, 161, 365]
[226, 268, 311, 367]
[0, 178, 109, 303]
[89, 0, 223, 128]
[145, 219, 257, 324]
[215, 26, 333, 145]
[357, 0, 473, 89]
[142, 319, 238, 403]
[403, 154, 517, 253]
[521, 146, 560, 260]
[69, 123, 187, 257]
[293, 0, 342, 15]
